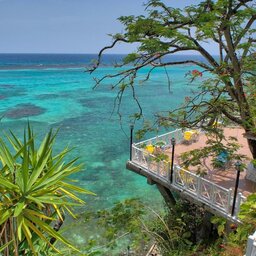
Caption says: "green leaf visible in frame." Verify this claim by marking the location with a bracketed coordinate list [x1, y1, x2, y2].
[13, 201, 25, 217]
[26, 214, 80, 252]
[0, 209, 13, 225]
[0, 241, 14, 252]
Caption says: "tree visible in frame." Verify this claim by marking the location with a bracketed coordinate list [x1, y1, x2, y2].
[0, 125, 94, 255]
[88, 0, 256, 159]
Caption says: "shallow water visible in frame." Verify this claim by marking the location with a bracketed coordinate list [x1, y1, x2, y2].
[0, 54, 203, 251]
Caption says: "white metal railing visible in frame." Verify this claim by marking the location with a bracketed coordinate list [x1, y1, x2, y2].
[246, 231, 256, 256]
[135, 129, 183, 148]
[132, 146, 170, 180]
[131, 142, 246, 220]
[173, 166, 233, 213]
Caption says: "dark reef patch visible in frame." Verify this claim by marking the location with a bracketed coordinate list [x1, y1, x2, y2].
[5, 103, 46, 119]
[78, 96, 114, 109]
[0, 84, 27, 98]
[36, 93, 60, 100]
[0, 84, 16, 89]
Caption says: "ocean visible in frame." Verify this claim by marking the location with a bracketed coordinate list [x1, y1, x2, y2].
[0, 53, 203, 251]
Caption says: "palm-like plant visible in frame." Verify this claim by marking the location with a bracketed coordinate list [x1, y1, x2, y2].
[0, 124, 94, 255]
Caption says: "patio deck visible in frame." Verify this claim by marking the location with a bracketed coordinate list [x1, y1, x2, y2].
[127, 127, 256, 222]
[167, 127, 256, 196]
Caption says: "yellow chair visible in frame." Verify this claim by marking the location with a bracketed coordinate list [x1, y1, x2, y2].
[212, 121, 222, 128]
[183, 130, 199, 144]
[184, 131, 193, 142]
[145, 144, 154, 154]
[179, 169, 194, 187]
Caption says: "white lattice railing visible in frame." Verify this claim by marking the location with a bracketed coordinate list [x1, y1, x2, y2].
[173, 166, 235, 213]
[131, 141, 246, 219]
[132, 146, 170, 180]
[135, 128, 184, 148]
[246, 231, 256, 256]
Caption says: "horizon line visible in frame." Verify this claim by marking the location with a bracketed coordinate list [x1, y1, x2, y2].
[0, 52, 208, 56]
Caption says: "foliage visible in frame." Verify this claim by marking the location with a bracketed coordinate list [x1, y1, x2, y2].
[211, 216, 227, 237]
[80, 196, 256, 256]
[180, 128, 247, 175]
[239, 193, 256, 228]
[222, 194, 256, 254]
[88, 0, 256, 159]
[81, 198, 218, 255]
[207, 193, 256, 256]
[149, 200, 208, 255]
[0, 124, 94, 255]
[251, 159, 256, 167]
[96, 198, 147, 248]
[79, 198, 150, 255]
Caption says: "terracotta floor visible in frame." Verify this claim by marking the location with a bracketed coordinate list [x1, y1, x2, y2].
[165, 127, 256, 196]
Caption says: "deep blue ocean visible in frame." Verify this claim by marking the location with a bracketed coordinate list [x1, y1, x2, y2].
[0, 53, 204, 251]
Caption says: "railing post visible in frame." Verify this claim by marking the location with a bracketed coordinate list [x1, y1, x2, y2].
[167, 161, 171, 182]
[234, 192, 243, 218]
[227, 188, 232, 213]
[197, 177, 201, 197]
[146, 154, 150, 170]
[183, 171, 187, 189]
[131, 145, 135, 161]
[129, 124, 134, 161]
[245, 231, 256, 256]
[210, 184, 214, 205]
[172, 164, 177, 185]
[157, 161, 160, 175]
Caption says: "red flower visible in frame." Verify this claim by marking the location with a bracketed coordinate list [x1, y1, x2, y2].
[191, 69, 202, 77]
[230, 223, 237, 230]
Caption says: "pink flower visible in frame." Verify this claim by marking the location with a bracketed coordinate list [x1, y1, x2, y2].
[191, 69, 202, 77]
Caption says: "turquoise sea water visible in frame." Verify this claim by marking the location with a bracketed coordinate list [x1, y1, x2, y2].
[0, 54, 203, 250]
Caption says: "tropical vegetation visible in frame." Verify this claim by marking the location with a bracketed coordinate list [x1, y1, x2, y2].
[0, 124, 94, 255]
[81, 196, 256, 256]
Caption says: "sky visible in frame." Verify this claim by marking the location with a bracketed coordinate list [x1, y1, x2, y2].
[0, 0, 215, 54]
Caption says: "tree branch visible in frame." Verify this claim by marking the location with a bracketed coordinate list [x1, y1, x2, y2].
[87, 38, 129, 74]
[234, 15, 256, 48]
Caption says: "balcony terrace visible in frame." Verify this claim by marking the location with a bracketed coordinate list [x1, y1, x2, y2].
[127, 127, 256, 223]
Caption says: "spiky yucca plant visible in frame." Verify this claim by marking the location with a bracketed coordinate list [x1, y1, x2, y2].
[0, 125, 94, 255]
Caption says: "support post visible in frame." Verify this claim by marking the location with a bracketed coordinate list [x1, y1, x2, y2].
[156, 184, 176, 208]
[231, 161, 241, 216]
[129, 124, 134, 161]
[170, 138, 176, 183]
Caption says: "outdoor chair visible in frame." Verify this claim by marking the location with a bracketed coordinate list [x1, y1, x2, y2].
[213, 150, 230, 169]
[145, 144, 154, 154]
[176, 168, 196, 190]
[183, 130, 200, 144]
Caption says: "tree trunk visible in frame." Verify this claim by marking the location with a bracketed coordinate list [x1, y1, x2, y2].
[247, 138, 256, 160]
